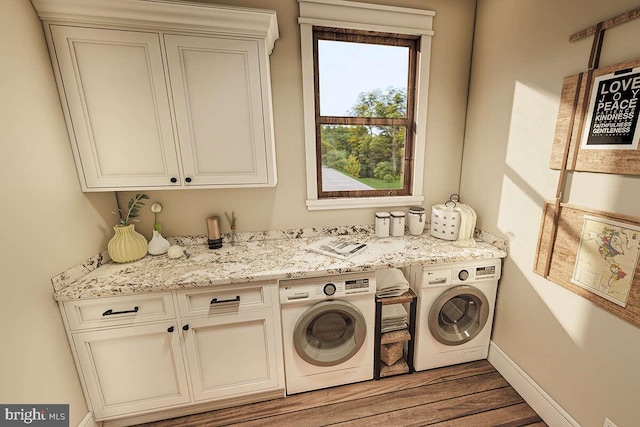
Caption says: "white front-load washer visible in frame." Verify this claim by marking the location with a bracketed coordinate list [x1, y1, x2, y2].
[279, 273, 375, 394]
[404, 259, 501, 371]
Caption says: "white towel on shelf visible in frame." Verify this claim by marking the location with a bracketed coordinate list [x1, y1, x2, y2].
[452, 203, 478, 248]
[381, 304, 408, 333]
[375, 268, 409, 298]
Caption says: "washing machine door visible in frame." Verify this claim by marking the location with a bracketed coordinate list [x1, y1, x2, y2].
[428, 285, 489, 346]
[293, 299, 366, 367]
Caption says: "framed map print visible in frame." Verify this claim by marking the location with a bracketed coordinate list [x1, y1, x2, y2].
[572, 216, 640, 307]
[534, 202, 640, 328]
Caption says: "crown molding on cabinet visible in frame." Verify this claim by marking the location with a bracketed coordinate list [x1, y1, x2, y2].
[31, 0, 279, 54]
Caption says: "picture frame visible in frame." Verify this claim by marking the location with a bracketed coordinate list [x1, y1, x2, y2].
[549, 57, 640, 175]
[580, 67, 640, 150]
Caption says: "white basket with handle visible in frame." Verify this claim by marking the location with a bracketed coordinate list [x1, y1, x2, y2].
[430, 197, 461, 241]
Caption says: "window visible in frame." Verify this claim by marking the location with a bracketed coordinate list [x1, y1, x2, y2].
[314, 28, 417, 198]
[299, 0, 435, 210]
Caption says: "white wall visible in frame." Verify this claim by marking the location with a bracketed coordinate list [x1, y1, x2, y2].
[115, 0, 478, 240]
[1, 0, 476, 424]
[462, 1, 640, 426]
[0, 0, 116, 424]
[8, 0, 639, 425]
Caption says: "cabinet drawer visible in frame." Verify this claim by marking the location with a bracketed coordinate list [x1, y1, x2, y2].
[177, 283, 273, 317]
[63, 293, 175, 331]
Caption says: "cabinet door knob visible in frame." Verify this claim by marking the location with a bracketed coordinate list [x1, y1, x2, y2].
[170, 177, 178, 183]
[167, 326, 175, 333]
[182, 324, 190, 331]
[185, 177, 192, 183]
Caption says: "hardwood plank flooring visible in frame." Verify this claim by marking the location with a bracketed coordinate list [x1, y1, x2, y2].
[140, 361, 547, 427]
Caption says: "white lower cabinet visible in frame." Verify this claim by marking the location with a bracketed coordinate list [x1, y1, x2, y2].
[61, 284, 284, 425]
[72, 322, 191, 420]
[182, 311, 281, 402]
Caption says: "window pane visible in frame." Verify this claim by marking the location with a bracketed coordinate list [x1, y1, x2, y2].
[318, 40, 409, 117]
[320, 125, 405, 192]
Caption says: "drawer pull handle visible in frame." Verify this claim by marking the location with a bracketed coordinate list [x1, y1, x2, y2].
[167, 326, 175, 333]
[210, 296, 240, 305]
[102, 306, 139, 316]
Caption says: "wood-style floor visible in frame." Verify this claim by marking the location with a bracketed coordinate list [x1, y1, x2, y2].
[140, 360, 547, 427]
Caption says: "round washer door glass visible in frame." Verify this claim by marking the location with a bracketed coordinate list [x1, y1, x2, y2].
[428, 285, 489, 346]
[293, 300, 366, 367]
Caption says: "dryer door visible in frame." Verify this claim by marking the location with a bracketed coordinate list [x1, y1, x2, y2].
[428, 285, 489, 346]
[293, 300, 366, 367]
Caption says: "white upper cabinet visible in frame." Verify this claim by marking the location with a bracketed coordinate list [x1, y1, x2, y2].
[51, 26, 182, 189]
[33, 0, 278, 191]
[165, 35, 274, 186]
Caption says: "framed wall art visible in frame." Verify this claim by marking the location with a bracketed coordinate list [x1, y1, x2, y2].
[549, 57, 640, 175]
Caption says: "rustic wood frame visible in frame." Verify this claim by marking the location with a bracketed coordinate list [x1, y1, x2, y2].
[549, 7, 640, 176]
[569, 6, 640, 42]
[312, 27, 418, 199]
[535, 203, 640, 328]
[549, 57, 640, 176]
[535, 6, 640, 328]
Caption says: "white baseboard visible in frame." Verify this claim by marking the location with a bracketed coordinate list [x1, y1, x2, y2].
[488, 342, 581, 427]
[78, 412, 100, 427]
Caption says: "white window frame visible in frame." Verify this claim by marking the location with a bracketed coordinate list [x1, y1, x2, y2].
[298, 0, 435, 210]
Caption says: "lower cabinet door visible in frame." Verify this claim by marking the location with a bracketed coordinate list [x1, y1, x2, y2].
[72, 322, 191, 420]
[182, 311, 280, 401]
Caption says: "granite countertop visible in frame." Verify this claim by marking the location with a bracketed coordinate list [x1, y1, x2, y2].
[52, 226, 507, 301]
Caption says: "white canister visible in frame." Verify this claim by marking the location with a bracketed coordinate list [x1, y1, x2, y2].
[374, 211, 390, 237]
[408, 206, 426, 236]
[390, 211, 406, 237]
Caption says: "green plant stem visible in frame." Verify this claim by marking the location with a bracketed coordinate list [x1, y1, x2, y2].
[122, 193, 148, 225]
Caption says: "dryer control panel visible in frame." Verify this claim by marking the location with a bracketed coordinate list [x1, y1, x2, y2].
[316, 278, 372, 297]
[452, 264, 499, 284]
[345, 278, 371, 293]
[407, 259, 502, 291]
[280, 274, 375, 304]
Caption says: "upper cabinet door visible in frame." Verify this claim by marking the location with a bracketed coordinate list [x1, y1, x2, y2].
[50, 26, 181, 190]
[164, 35, 276, 187]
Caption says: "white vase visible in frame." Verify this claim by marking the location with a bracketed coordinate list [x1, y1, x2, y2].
[148, 230, 170, 255]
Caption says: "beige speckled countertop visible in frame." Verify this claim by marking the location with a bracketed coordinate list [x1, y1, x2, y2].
[51, 226, 507, 301]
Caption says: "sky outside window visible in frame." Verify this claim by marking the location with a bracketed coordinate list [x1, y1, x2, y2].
[318, 40, 409, 116]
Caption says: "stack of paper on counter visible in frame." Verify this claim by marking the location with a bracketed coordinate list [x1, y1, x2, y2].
[381, 304, 408, 333]
[375, 268, 409, 298]
[305, 237, 367, 260]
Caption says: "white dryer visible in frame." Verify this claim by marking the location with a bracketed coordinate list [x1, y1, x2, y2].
[279, 273, 375, 394]
[404, 259, 501, 371]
